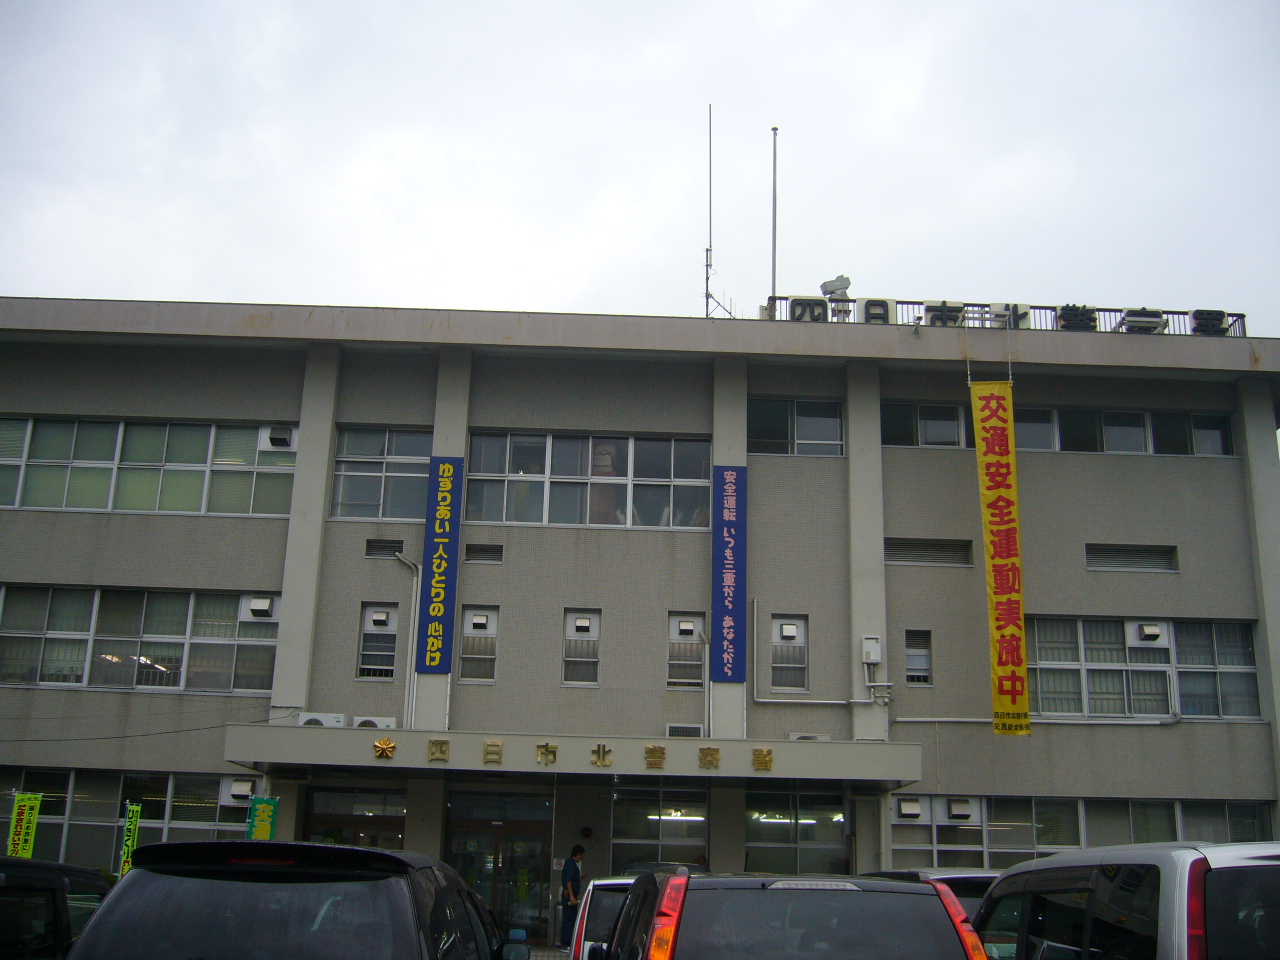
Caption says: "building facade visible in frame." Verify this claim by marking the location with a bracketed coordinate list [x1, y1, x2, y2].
[1, 296, 1277, 941]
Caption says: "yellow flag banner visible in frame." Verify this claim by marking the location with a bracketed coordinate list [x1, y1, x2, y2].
[119, 802, 142, 877]
[7, 792, 42, 858]
[971, 381, 1032, 736]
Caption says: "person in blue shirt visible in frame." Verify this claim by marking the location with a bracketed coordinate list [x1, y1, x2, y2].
[560, 844, 585, 949]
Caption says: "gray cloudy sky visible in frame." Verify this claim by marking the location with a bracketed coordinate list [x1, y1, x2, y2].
[1, 1, 1277, 332]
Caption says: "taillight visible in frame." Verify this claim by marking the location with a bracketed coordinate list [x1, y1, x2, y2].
[927, 880, 987, 960]
[644, 874, 688, 960]
[571, 888, 589, 960]
[1187, 855, 1209, 960]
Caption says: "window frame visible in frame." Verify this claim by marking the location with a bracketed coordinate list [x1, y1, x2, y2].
[747, 398, 845, 456]
[330, 426, 434, 521]
[666, 612, 705, 689]
[562, 608, 601, 686]
[770, 615, 809, 692]
[458, 606, 498, 684]
[356, 602, 399, 681]
[904, 630, 932, 685]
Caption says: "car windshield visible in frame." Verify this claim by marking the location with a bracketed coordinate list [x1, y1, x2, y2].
[72, 867, 419, 960]
[584, 887, 630, 941]
[1206, 865, 1280, 960]
[672, 888, 966, 960]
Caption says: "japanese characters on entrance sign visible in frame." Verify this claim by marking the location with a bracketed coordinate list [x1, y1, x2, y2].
[418, 456, 464, 674]
[711, 466, 748, 682]
[970, 382, 1032, 736]
[6, 793, 41, 858]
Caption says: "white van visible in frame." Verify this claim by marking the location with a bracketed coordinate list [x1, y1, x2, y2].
[970, 841, 1279, 960]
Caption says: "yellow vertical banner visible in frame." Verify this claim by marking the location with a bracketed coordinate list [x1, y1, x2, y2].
[119, 802, 142, 877]
[971, 381, 1032, 735]
[7, 792, 42, 858]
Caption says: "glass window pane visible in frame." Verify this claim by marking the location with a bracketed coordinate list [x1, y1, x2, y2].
[1150, 412, 1192, 455]
[1191, 415, 1231, 456]
[29, 420, 75, 460]
[672, 485, 710, 528]
[1084, 799, 1132, 846]
[1179, 671, 1220, 716]
[1039, 669, 1083, 713]
[508, 435, 547, 475]
[1082, 620, 1125, 663]
[1014, 409, 1055, 449]
[631, 484, 670, 527]
[256, 449, 296, 467]
[387, 430, 432, 458]
[114, 467, 161, 510]
[918, 406, 959, 446]
[1035, 799, 1080, 846]
[96, 591, 145, 636]
[744, 846, 796, 873]
[988, 797, 1035, 849]
[64, 466, 111, 508]
[1214, 623, 1255, 666]
[88, 638, 139, 686]
[185, 643, 235, 690]
[252, 472, 294, 515]
[564, 659, 598, 683]
[40, 638, 87, 682]
[72, 770, 123, 821]
[633, 439, 672, 479]
[171, 775, 220, 822]
[233, 644, 276, 690]
[73, 421, 119, 461]
[121, 773, 170, 820]
[1174, 621, 1216, 665]
[164, 424, 211, 464]
[206, 470, 253, 513]
[64, 822, 118, 873]
[591, 438, 628, 477]
[658, 799, 707, 841]
[746, 794, 795, 843]
[505, 479, 544, 523]
[332, 472, 383, 518]
[22, 769, 70, 817]
[1103, 411, 1147, 452]
[382, 474, 428, 519]
[880, 403, 916, 446]
[798, 796, 844, 844]
[135, 641, 183, 686]
[469, 435, 507, 474]
[144, 592, 190, 636]
[795, 441, 842, 456]
[212, 426, 258, 464]
[2, 586, 49, 632]
[0, 418, 28, 458]
[551, 436, 589, 477]
[589, 483, 627, 524]
[337, 428, 385, 458]
[0, 464, 18, 505]
[548, 481, 587, 524]
[237, 620, 278, 639]
[795, 401, 842, 443]
[1130, 671, 1170, 715]
[158, 468, 205, 511]
[1181, 801, 1229, 844]
[1086, 670, 1128, 715]
[1131, 801, 1176, 842]
[21, 463, 68, 507]
[1058, 409, 1101, 452]
[1227, 802, 1271, 843]
[749, 398, 792, 453]
[192, 595, 238, 637]
[1219, 673, 1260, 717]
[0, 636, 41, 682]
[465, 478, 505, 521]
[120, 423, 167, 463]
[938, 849, 985, 868]
[47, 589, 93, 633]
[612, 794, 660, 840]
[1034, 619, 1080, 662]
[673, 439, 711, 479]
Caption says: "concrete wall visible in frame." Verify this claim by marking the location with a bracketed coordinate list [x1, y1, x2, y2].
[336, 348, 437, 427]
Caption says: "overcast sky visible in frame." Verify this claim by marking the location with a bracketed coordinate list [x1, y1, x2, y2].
[1, 1, 1277, 333]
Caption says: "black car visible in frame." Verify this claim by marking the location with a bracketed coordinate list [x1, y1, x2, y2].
[590, 869, 987, 960]
[0, 855, 112, 959]
[68, 841, 531, 960]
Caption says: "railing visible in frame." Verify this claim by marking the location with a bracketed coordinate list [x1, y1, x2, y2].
[759, 297, 1247, 338]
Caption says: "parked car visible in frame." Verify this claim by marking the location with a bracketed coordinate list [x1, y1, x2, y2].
[619, 862, 710, 876]
[970, 841, 1280, 960]
[569, 877, 635, 960]
[589, 869, 986, 960]
[68, 841, 531, 960]
[865, 868, 999, 918]
[0, 855, 112, 959]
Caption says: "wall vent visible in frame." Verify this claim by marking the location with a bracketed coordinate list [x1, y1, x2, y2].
[465, 543, 504, 563]
[1086, 543, 1178, 571]
[666, 724, 703, 738]
[365, 539, 404, 559]
[884, 538, 973, 565]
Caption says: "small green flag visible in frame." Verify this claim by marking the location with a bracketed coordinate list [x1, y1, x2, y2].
[7, 793, 42, 858]
[119, 802, 142, 876]
[246, 797, 279, 840]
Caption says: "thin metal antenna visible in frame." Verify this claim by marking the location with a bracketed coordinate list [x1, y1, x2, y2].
[770, 126, 779, 316]
[705, 104, 712, 319]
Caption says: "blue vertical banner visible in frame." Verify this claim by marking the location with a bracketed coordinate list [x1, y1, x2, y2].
[418, 456, 463, 673]
[711, 465, 748, 682]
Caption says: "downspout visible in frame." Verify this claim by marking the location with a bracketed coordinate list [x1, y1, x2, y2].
[396, 552, 422, 729]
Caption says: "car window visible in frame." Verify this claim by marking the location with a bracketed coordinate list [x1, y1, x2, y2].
[978, 893, 1024, 960]
[585, 887, 630, 942]
[608, 874, 659, 960]
[66, 891, 105, 940]
[460, 888, 498, 956]
[1088, 864, 1159, 960]
[428, 879, 467, 960]
[0, 887, 60, 959]
[441, 887, 485, 960]
[1206, 864, 1280, 960]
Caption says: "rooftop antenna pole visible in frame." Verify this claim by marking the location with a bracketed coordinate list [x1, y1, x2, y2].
[706, 104, 713, 319]
[770, 126, 779, 317]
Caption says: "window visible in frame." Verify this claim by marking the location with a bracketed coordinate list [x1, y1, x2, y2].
[465, 434, 711, 529]
[332, 427, 433, 519]
[1174, 621, 1261, 718]
[745, 791, 848, 874]
[563, 609, 600, 685]
[0, 418, 296, 515]
[905, 630, 932, 684]
[611, 786, 708, 874]
[879, 403, 972, 448]
[358, 604, 398, 679]
[0, 586, 277, 693]
[1014, 408, 1055, 449]
[748, 399, 844, 455]
[459, 607, 497, 681]
[771, 616, 808, 690]
[667, 613, 705, 688]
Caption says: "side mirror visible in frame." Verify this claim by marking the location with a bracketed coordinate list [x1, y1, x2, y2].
[499, 943, 531, 960]
[506, 929, 527, 942]
[587, 943, 609, 960]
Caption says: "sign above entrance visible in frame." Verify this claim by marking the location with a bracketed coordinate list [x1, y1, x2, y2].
[711, 466, 747, 682]
[418, 456, 463, 673]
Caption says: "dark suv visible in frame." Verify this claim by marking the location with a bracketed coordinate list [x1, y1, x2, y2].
[590, 870, 986, 960]
[69, 841, 531, 960]
[0, 856, 111, 959]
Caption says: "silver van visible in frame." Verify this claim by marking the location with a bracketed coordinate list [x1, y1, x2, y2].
[970, 841, 1279, 960]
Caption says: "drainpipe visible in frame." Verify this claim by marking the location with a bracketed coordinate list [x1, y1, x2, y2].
[396, 552, 422, 729]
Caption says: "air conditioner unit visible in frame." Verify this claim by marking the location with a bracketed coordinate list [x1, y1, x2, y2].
[259, 425, 296, 451]
[924, 301, 966, 326]
[789, 297, 830, 323]
[666, 724, 703, 738]
[1119, 308, 1167, 334]
[299, 712, 346, 728]
[1191, 309, 1229, 336]
[990, 303, 1030, 329]
[947, 798, 975, 820]
[1126, 619, 1170, 649]
[857, 298, 896, 324]
[353, 716, 397, 730]
[247, 596, 274, 618]
[219, 776, 257, 806]
[788, 733, 832, 742]
[896, 797, 923, 819]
